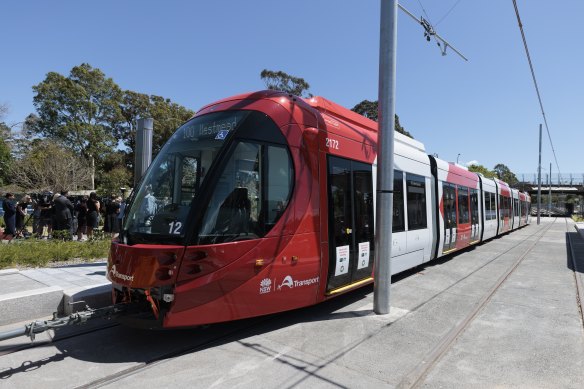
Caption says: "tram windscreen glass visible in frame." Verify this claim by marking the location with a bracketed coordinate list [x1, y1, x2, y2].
[123, 111, 251, 240]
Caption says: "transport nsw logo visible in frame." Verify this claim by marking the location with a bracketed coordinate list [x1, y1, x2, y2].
[259, 275, 320, 294]
[109, 265, 135, 283]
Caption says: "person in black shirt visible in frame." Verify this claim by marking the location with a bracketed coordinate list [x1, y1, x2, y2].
[86, 192, 100, 239]
[2, 193, 16, 240]
[75, 196, 88, 241]
[37, 191, 53, 238]
[15, 195, 31, 237]
[54, 190, 74, 233]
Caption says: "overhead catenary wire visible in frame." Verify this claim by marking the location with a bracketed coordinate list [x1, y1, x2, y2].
[511, 0, 563, 183]
[436, 0, 463, 27]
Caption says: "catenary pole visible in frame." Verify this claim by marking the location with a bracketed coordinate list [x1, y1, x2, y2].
[548, 163, 552, 214]
[374, 0, 397, 315]
[537, 124, 542, 225]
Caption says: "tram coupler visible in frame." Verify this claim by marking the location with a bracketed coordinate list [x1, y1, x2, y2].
[0, 302, 136, 343]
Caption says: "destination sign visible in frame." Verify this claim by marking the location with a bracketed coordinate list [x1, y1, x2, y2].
[182, 114, 244, 141]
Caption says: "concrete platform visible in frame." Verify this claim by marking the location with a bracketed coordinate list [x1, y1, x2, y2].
[0, 262, 110, 325]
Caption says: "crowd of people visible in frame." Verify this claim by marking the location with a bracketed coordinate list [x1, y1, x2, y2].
[1, 191, 125, 242]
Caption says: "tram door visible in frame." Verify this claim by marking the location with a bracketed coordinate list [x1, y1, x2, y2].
[443, 183, 457, 253]
[470, 189, 480, 243]
[326, 156, 374, 292]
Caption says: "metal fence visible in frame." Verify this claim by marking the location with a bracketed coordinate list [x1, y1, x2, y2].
[518, 173, 584, 186]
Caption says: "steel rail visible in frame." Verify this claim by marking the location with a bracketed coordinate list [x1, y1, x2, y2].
[397, 219, 557, 388]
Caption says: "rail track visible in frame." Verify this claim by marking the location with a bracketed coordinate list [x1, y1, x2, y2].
[397, 218, 559, 388]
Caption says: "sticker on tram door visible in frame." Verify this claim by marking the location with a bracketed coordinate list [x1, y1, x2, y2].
[335, 245, 350, 276]
[357, 242, 370, 270]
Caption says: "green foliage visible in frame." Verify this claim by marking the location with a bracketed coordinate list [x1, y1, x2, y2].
[32, 63, 123, 164]
[0, 123, 12, 186]
[117, 91, 194, 177]
[494, 163, 518, 185]
[98, 166, 132, 197]
[0, 239, 110, 269]
[260, 69, 312, 97]
[26, 63, 194, 191]
[351, 100, 413, 138]
[468, 163, 497, 179]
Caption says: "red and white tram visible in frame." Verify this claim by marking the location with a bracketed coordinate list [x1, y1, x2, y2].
[107, 90, 530, 328]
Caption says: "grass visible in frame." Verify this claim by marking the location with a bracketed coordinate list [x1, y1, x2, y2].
[573, 215, 584, 223]
[0, 238, 110, 269]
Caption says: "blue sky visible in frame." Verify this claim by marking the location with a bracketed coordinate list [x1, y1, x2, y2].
[1, 0, 582, 180]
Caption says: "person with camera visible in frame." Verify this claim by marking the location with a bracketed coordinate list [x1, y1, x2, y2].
[54, 190, 74, 234]
[15, 195, 31, 238]
[37, 191, 54, 238]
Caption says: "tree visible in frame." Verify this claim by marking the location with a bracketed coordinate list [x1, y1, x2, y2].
[0, 102, 8, 120]
[493, 163, 518, 185]
[260, 69, 312, 97]
[468, 163, 497, 179]
[0, 122, 12, 187]
[117, 91, 194, 177]
[98, 166, 131, 197]
[9, 140, 92, 192]
[32, 63, 124, 189]
[351, 99, 413, 138]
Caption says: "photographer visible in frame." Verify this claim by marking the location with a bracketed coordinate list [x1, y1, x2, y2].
[53, 190, 74, 234]
[37, 191, 53, 238]
[15, 195, 31, 238]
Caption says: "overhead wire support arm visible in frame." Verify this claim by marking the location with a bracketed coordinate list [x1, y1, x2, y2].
[398, 3, 468, 61]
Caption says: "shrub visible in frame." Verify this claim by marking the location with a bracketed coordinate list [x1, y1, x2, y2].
[0, 238, 110, 269]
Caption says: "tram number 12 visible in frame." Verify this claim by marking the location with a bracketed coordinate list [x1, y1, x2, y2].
[169, 221, 182, 234]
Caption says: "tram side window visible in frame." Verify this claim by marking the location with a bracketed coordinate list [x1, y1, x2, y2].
[470, 189, 479, 224]
[458, 186, 470, 224]
[199, 141, 292, 244]
[443, 183, 457, 228]
[266, 145, 293, 228]
[484, 192, 493, 220]
[406, 173, 427, 230]
[393, 171, 405, 233]
[490, 192, 497, 219]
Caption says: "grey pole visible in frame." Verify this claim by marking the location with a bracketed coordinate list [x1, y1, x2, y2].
[548, 163, 552, 215]
[374, 0, 397, 315]
[135, 118, 154, 188]
[537, 124, 542, 225]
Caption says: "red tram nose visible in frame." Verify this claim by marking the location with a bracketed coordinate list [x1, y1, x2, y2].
[107, 243, 185, 288]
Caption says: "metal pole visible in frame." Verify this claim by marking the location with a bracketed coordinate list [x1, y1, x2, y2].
[374, 0, 397, 315]
[548, 163, 552, 215]
[135, 118, 154, 187]
[537, 124, 542, 225]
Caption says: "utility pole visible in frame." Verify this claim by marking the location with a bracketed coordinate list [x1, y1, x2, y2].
[135, 118, 154, 188]
[374, 0, 398, 315]
[548, 162, 552, 214]
[537, 124, 542, 225]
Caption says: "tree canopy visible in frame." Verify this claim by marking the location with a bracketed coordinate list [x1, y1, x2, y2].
[2, 63, 195, 194]
[117, 91, 194, 171]
[493, 163, 519, 185]
[260, 69, 312, 97]
[351, 99, 413, 138]
[467, 163, 497, 179]
[33, 63, 123, 162]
